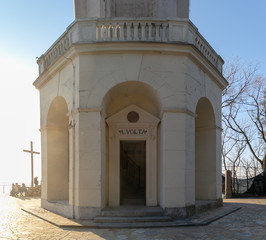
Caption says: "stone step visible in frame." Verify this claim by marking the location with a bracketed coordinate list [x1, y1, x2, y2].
[94, 215, 172, 223]
[121, 198, 145, 205]
[100, 206, 165, 217]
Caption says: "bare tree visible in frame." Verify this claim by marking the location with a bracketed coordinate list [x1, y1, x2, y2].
[226, 140, 247, 193]
[222, 59, 258, 108]
[222, 59, 266, 174]
[246, 76, 266, 169]
[241, 157, 253, 191]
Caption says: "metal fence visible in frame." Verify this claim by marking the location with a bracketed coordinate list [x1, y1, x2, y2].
[223, 165, 263, 179]
[222, 165, 264, 194]
[0, 184, 12, 195]
[0, 183, 31, 195]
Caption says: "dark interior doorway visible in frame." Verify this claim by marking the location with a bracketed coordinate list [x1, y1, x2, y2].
[120, 140, 146, 205]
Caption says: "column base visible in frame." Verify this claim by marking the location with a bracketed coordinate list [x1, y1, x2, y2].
[164, 199, 223, 219]
[41, 199, 101, 219]
[41, 199, 72, 218]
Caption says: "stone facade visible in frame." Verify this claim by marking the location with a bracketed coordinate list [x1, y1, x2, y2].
[74, 0, 189, 19]
[34, 0, 227, 219]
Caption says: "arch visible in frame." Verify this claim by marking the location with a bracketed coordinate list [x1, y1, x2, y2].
[195, 97, 217, 200]
[103, 82, 161, 207]
[46, 96, 69, 201]
[102, 81, 162, 118]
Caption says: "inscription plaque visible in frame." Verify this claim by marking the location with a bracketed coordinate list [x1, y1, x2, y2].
[118, 128, 149, 136]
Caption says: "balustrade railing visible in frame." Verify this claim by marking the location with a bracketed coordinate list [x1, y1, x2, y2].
[96, 21, 169, 42]
[37, 18, 223, 75]
[194, 33, 219, 69]
[39, 33, 70, 74]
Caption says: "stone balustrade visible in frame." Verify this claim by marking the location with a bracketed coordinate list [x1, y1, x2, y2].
[37, 18, 223, 75]
[194, 32, 222, 72]
[38, 33, 71, 74]
[96, 20, 169, 42]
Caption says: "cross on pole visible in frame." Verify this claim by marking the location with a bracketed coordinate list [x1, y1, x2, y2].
[23, 141, 40, 187]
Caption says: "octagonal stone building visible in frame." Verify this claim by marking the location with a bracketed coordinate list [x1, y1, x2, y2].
[34, 0, 227, 220]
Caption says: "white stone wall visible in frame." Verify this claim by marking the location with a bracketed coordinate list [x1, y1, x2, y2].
[159, 112, 195, 207]
[74, 0, 189, 19]
[185, 57, 223, 127]
[74, 0, 105, 19]
[39, 60, 76, 128]
[36, 42, 225, 219]
[78, 52, 187, 111]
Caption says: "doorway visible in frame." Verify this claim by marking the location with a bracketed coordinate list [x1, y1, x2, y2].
[106, 104, 159, 207]
[120, 141, 146, 205]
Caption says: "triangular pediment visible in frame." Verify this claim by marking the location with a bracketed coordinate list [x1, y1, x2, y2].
[106, 105, 160, 126]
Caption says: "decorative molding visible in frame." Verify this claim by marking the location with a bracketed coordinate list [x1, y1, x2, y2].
[195, 125, 222, 132]
[39, 126, 68, 132]
[161, 108, 197, 118]
[107, 104, 159, 206]
[36, 18, 224, 76]
[34, 42, 227, 91]
[69, 108, 102, 116]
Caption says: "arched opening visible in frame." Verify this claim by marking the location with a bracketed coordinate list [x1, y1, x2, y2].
[103, 81, 161, 206]
[46, 96, 69, 202]
[102, 81, 162, 118]
[195, 97, 217, 200]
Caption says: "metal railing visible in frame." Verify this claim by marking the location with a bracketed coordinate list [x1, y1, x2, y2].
[0, 183, 32, 195]
[222, 165, 264, 194]
[0, 184, 12, 195]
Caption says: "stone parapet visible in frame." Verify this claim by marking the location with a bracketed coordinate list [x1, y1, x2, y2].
[37, 18, 223, 75]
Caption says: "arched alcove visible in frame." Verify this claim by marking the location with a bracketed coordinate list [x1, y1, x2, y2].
[102, 81, 162, 118]
[195, 97, 217, 200]
[103, 81, 161, 206]
[46, 96, 69, 202]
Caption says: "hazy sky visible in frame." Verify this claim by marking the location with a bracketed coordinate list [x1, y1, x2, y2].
[0, 0, 265, 185]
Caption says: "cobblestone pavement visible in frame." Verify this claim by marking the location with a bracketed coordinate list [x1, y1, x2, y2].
[0, 195, 265, 240]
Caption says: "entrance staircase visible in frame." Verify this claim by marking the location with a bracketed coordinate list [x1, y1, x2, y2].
[93, 206, 172, 227]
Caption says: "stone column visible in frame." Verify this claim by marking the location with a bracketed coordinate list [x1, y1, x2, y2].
[40, 128, 48, 201]
[215, 126, 223, 202]
[159, 111, 195, 214]
[225, 170, 232, 199]
[74, 111, 105, 219]
[68, 123, 75, 207]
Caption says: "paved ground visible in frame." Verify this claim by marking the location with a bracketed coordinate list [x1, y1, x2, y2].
[0, 195, 265, 239]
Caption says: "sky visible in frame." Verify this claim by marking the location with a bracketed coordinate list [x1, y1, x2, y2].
[0, 0, 265, 185]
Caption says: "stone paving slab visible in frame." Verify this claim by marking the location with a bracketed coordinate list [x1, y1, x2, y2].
[21, 199, 240, 228]
[1, 195, 266, 239]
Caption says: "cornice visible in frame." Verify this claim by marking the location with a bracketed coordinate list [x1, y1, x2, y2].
[34, 42, 227, 91]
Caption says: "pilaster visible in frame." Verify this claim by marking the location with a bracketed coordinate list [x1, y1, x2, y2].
[159, 111, 195, 209]
[73, 110, 105, 219]
[40, 128, 48, 200]
[215, 126, 223, 199]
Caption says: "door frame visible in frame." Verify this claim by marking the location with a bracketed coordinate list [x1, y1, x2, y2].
[106, 105, 160, 207]
[120, 140, 146, 205]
